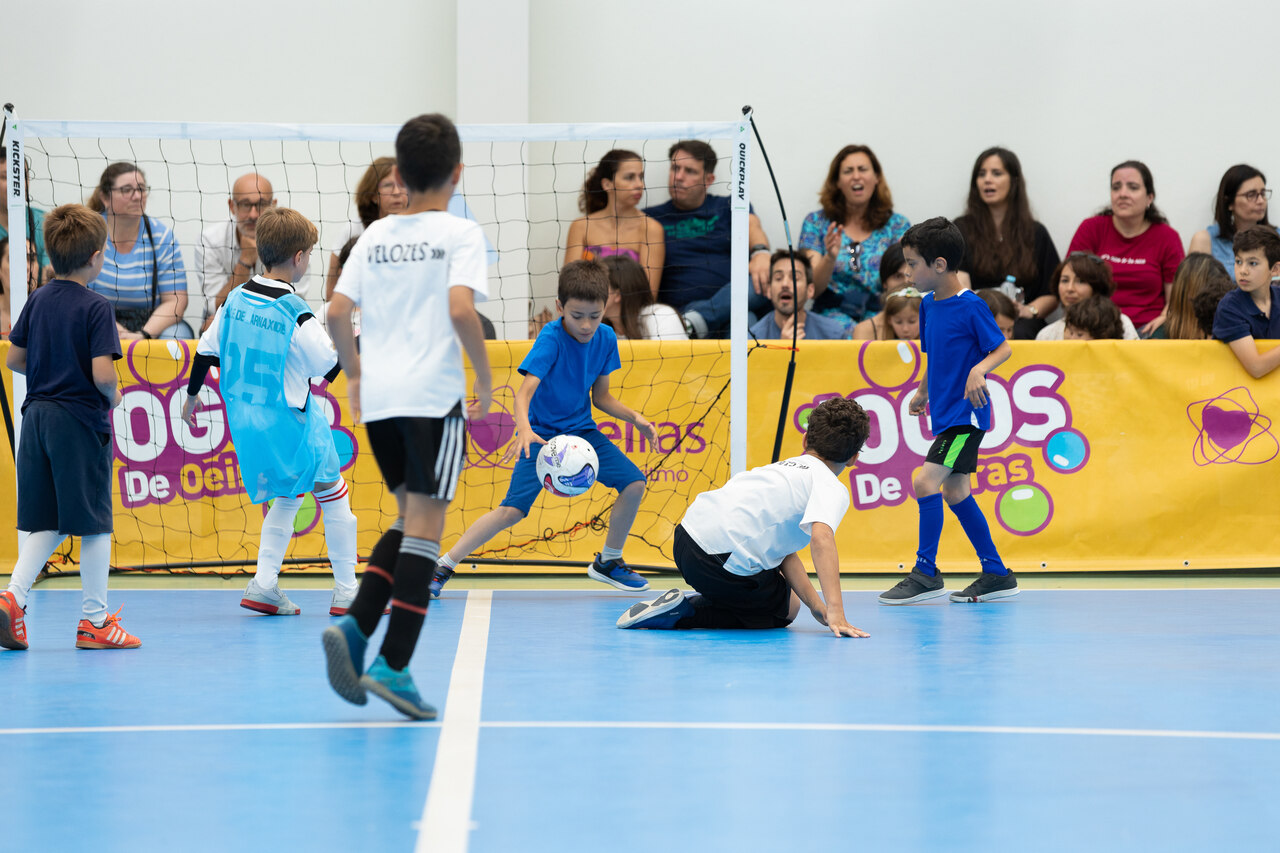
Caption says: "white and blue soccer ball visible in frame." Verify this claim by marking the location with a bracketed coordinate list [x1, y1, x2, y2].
[535, 435, 599, 497]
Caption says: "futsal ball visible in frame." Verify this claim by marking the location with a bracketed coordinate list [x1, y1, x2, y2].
[535, 435, 599, 497]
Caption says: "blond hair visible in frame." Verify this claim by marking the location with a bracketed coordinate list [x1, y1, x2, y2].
[44, 204, 107, 275]
[256, 207, 318, 270]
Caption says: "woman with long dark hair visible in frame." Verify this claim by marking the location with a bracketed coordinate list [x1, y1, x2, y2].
[799, 144, 910, 332]
[955, 147, 1060, 338]
[564, 149, 665, 298]
[1066, 160, 1184, 336]
[1188, 164, 1275, 280]
[87, 162, 190, 339]
[601, 255, 686, 340]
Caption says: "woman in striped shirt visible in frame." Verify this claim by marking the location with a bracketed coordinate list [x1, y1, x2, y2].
[87, 162, 190, 339]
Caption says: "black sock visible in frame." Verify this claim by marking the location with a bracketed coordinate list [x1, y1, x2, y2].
[378, 536, 438, 671]
[348, 521, 403, 637]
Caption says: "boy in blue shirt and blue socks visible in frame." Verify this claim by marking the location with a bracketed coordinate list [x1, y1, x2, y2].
[431, 259, 657, 595]
[879, 217, 1019, 604]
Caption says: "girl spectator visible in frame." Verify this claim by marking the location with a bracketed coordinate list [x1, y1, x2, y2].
[87, 162, 190, 339]
[800, 145, 910, 331]
[852, 244, 909, 339]
[1063, 296, 1126, 341]
[1036, 253, 1139, 340]
[853, 285, 922, 341]
[565, 149, 665, 298]
[325, 157, 407, 300]
[1067, 160, 1184, 336]
[1187, 165, 1275, 279]
[976, 288, 1017, 340]
[1151, 253, 1231, 340]
[955, 147, 1060, 338]
[601, 255, 687, 341]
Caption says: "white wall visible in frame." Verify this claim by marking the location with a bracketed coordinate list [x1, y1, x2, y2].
[9, 0, 1280, 302]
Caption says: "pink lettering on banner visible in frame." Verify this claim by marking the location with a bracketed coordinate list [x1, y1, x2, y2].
[793, 365, 1090, 536]
[112, 343, 357, 510]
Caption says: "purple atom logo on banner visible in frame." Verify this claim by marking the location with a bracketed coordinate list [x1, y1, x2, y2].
[1186, 387, 1277, 466]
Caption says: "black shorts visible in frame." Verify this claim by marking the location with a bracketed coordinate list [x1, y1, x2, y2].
[17, 400, 113, 536]
[925, 424, 985, 475]
[365, 403, 466, 500]
[673, 524, 792, 629]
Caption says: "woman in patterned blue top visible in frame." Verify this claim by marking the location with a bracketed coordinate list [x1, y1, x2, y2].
[87, 162, 190, 339]
[800, 144, 910, 332]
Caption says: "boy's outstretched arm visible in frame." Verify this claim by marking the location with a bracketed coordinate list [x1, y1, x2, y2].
[502, 373, 545, 464]
[327, 293, 361, 423]
[808, 522, 869, 638]
[591, 374, 656, 445]
[1227, 337, 1280, 379]
[449, 285, 492, 418]
[965, 339, 1012, 409]
[779, 553, 825, 621]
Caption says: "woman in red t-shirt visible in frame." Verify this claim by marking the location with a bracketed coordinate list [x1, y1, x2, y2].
[1067, 160, 1184, 336]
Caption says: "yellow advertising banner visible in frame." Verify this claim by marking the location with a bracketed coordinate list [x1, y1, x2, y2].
[0, 339, 1276, 573]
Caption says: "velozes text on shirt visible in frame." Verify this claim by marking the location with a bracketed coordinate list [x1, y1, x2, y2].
[367, 242, 447, 264]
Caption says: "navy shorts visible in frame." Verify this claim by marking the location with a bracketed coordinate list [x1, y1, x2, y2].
[501, 427, 645, 515]
[365, 403, 467, 500]
[925, 424, 985, 475]
[17, 400, 113, 535]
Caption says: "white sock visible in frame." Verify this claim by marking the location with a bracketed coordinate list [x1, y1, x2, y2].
[601, 545, 624, 563]
[79, 534, 112, 625]
[255, 496, 303, 589]
[7, 530, 64, 609]
[437, 553, 458, 572]
[315, 481, 357, 595]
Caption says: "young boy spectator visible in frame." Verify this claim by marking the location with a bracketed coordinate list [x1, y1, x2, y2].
[322, 113, 494, 720]
[1194, 276, 1236, 338]
[750, 250, 848, 341]
[0, 204, 137, 651]
[1212, 226, 1280, 378]
[878, 217, 1017, 605]
[1063, 295, 1125, 340]
[431, 259, 657, 598]
[617, 396, 870, 637]
[182, 207, 358, 617]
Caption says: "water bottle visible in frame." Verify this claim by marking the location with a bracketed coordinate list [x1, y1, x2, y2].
[997, 274, 1024, 304]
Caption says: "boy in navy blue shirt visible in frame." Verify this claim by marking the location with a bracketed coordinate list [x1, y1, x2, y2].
[0, 204, 138, 651]
[1212, 226, 1280, 378]
[878, 217, 1016, 605]
[431, 259, 657, 595]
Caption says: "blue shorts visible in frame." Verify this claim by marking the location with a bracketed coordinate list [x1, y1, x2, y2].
[500, 427, 645, 515]
[17, 400, 113, 536]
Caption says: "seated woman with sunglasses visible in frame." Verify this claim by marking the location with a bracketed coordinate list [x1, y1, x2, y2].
[1187, 165, 1277, 280]
[87, 162, 191, 340]
[800, 145, 910, 335]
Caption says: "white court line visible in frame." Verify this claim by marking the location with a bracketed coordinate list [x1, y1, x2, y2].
[3, 719, 1278, 743]
[415, 589, 492, 853]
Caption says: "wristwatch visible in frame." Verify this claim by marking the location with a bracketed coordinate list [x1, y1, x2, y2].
[750, 243, 770, 256]
[139, 329, 153, 339]
[1028, 305, 1039, 318]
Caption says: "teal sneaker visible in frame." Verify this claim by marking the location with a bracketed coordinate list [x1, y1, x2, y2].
[360, 656, 438, 721]
[321, 616, 368, 706]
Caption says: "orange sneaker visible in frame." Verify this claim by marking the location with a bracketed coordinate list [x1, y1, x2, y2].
[75, 609, 141, 650]
[0, 590, 28, 651]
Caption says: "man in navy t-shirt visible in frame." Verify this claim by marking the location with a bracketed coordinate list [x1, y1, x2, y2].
[644, 140, 773, 337]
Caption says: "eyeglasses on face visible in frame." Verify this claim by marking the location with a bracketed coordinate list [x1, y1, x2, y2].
[233, 198, 274, 213]
[110, 184, 149, 197]
[1236, 188, 1273, 203]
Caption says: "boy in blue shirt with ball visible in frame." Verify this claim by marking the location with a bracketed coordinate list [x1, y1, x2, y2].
[432, 259, 657, 595]
[879, 217, 1017, 605]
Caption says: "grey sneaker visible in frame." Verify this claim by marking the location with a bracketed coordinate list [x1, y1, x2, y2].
[878, 569, 947, 605]
[950, 571, 1019, 602]
[329, 586, 357, 616]
[240, 578, 300, 615]
[616, 589, 694, 629]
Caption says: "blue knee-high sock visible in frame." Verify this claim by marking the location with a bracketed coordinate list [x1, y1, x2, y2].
[914, 493, 945, 575]
[948, 495, 1007, 574]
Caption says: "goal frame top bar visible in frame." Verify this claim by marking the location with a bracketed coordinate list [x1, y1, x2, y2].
[20, 119, 743, 144]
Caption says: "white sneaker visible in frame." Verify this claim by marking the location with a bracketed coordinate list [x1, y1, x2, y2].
[329, 586, 357, 616]
[240, 578, 300, 615]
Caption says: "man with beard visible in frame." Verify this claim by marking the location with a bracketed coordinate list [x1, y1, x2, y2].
[750, 250, 846, 340]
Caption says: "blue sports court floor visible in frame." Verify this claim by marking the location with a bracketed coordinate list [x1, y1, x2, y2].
[2, 584, 1278, 852]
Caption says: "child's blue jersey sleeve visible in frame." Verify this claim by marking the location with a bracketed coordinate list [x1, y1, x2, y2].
[518, 320, 621, 433]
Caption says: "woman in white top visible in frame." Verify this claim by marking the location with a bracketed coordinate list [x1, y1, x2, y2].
[324, 157, 407, 300]
[1036, 252, 1139, 340]
[601, 255, 687, 341]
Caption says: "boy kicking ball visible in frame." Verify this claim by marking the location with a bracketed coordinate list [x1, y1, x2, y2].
[0, 204, 138, 651]
[618, 396, 870, 637]
[878, 217, 1018, 605]
[182, 206, 359, 616]
[430, 259, 656, 598]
